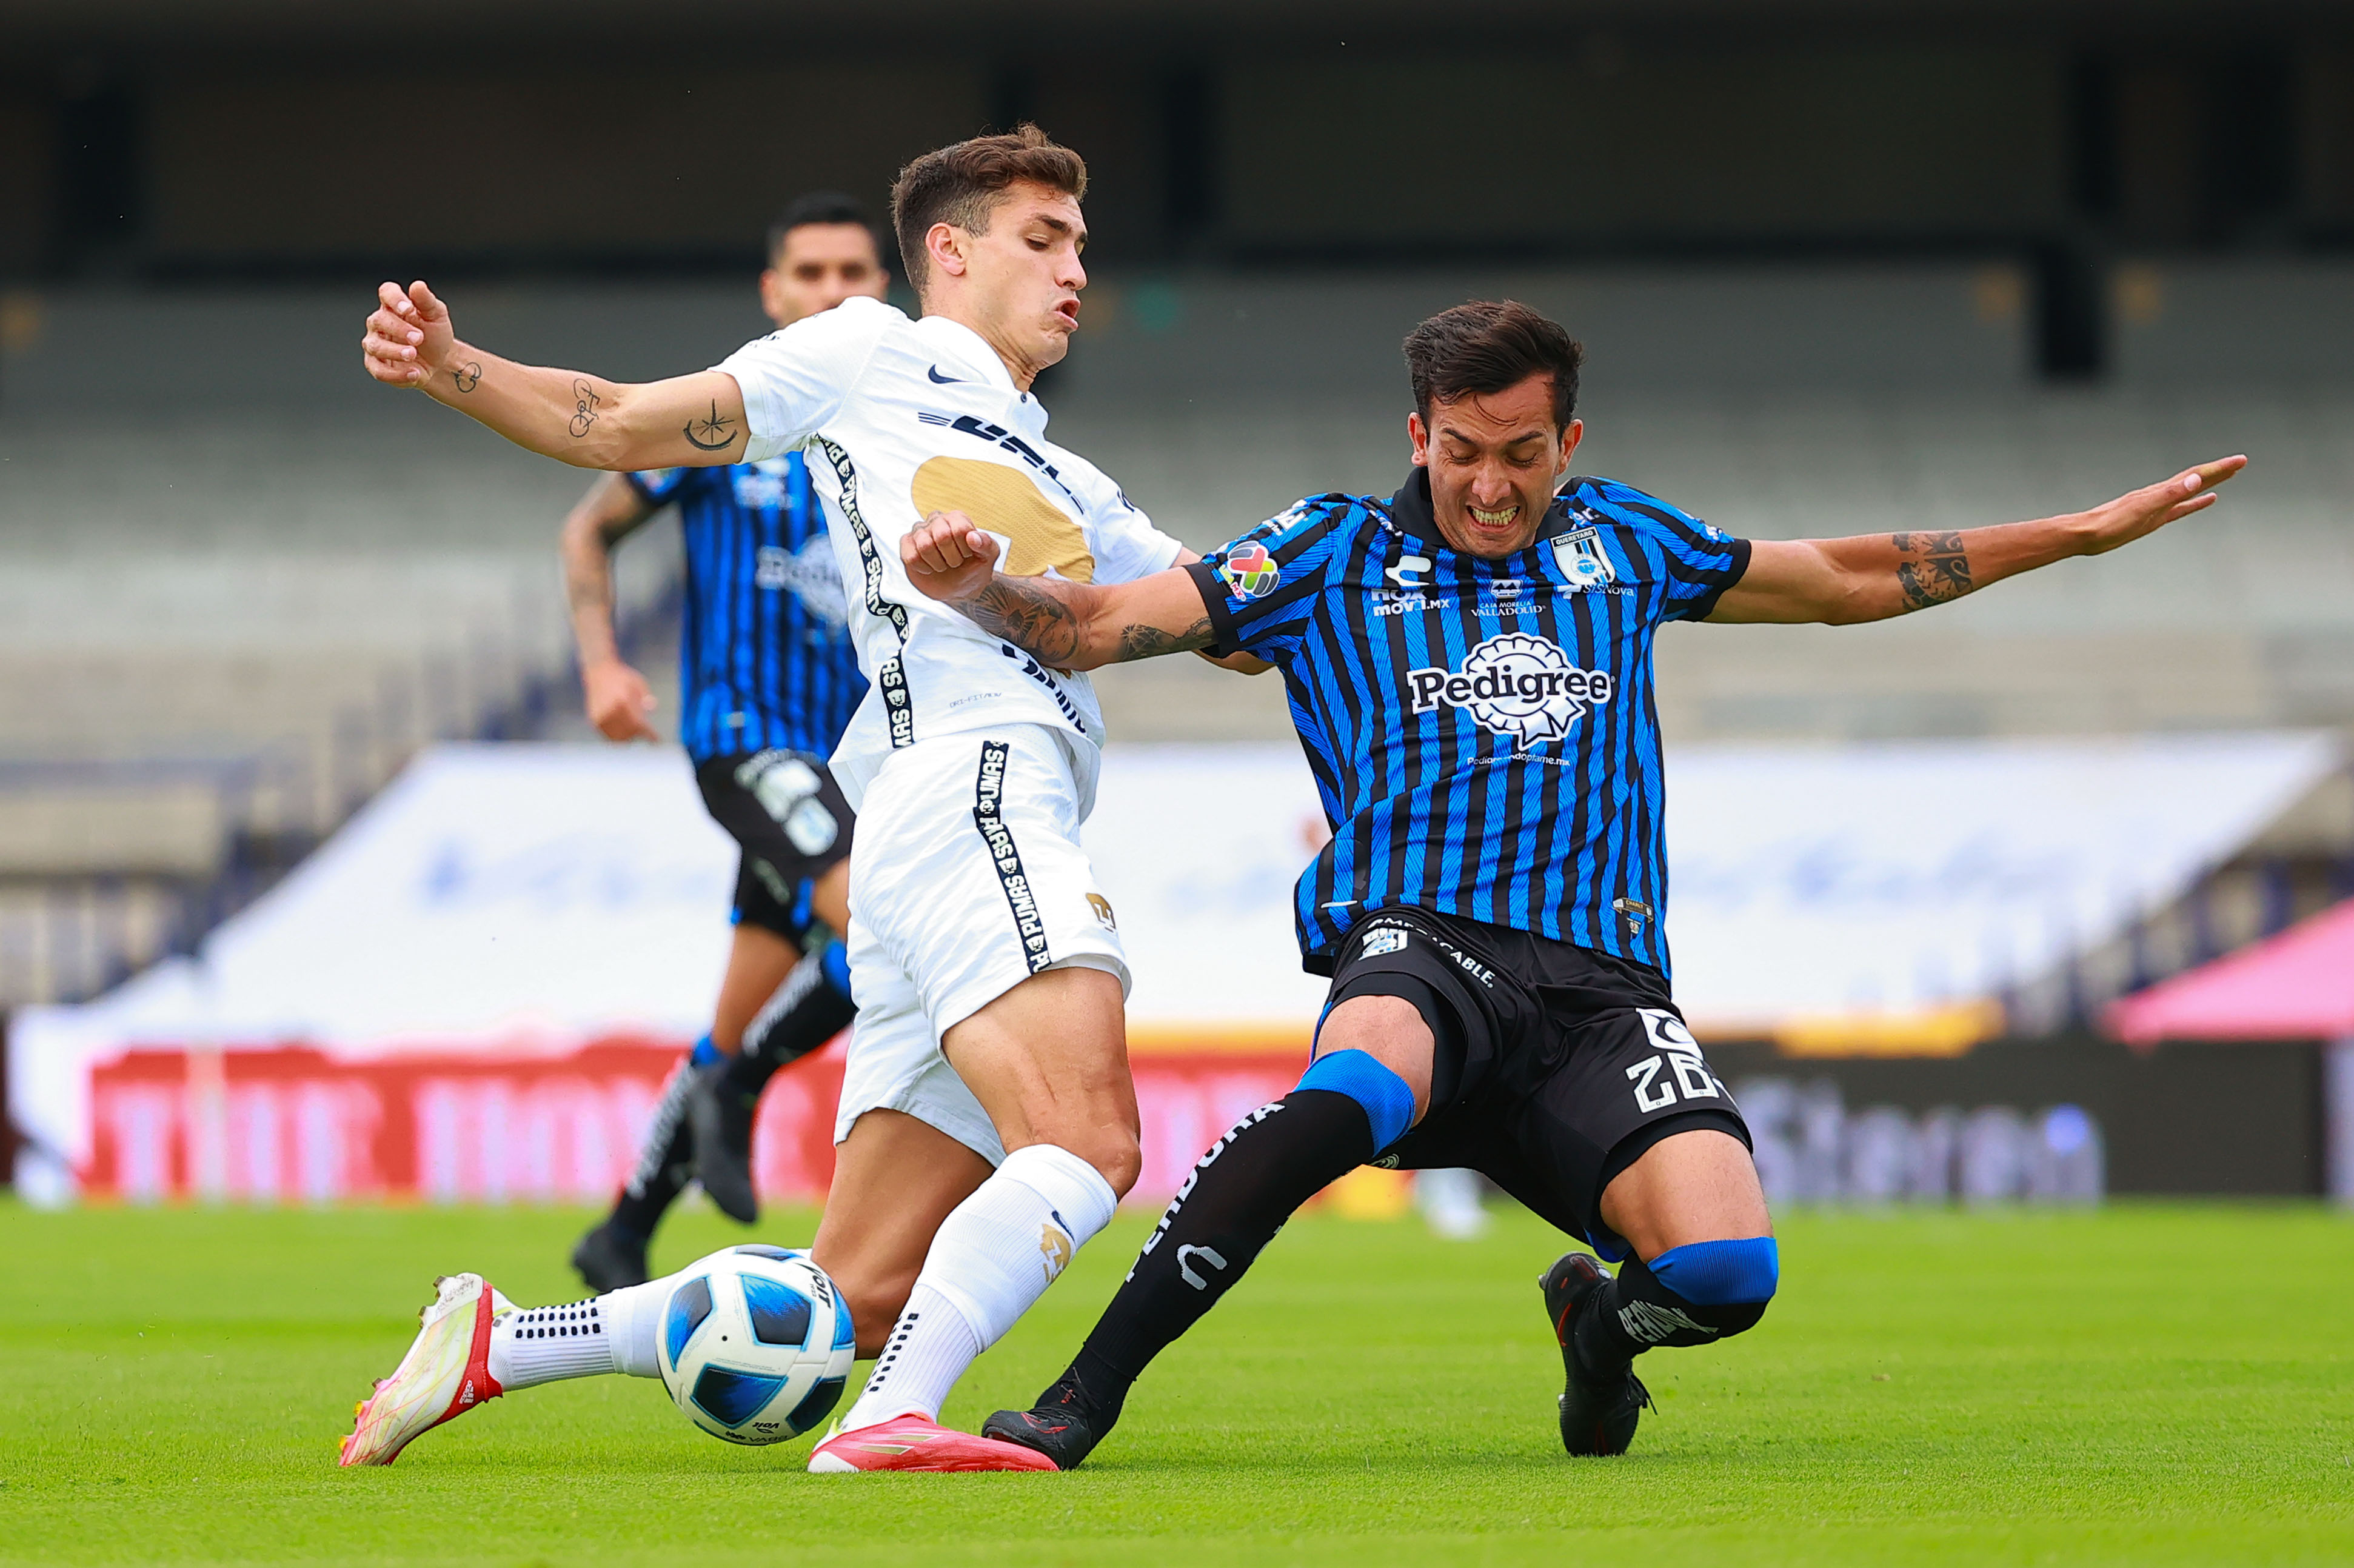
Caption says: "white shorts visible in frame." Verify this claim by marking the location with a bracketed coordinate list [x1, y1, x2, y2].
[832, 724, 1131, 1163]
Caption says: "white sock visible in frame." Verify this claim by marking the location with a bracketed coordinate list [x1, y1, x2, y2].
[840, 1143, 1117, 1430]
[487, 1276, 672, 1390]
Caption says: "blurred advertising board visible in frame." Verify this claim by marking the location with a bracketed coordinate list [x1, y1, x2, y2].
[9, 734, 2338, 1205]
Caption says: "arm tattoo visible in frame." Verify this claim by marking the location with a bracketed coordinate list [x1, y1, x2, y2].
[683, 401, 737, 452]
[1891, 530, 1973, 611]
[450, 361, 481, 393]
[960, 578, 1082, 665]
[569, 378, 601, 438]
[1116, 616, 1214, 661]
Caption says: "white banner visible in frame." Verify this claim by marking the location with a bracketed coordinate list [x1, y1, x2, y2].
[11, 733, 2338, 1186]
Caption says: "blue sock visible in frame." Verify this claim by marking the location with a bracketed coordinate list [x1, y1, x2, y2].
[689, 1033, 721, 1069]
[1294, 1049, 1416, 1153]
[820, 939, 851, 1001]
[1646, 1237, 1779, 1306]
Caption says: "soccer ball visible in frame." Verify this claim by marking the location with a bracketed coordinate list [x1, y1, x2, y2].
[655, 1245, 857, 1445]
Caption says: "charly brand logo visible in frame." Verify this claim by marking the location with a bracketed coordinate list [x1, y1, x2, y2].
[1549, 527, 1617, 591]
[1385, 553, 1433, 588]
[1406, 633, 1613, 744]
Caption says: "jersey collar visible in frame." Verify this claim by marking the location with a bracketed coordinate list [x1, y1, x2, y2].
[1386, 469, 1570, 575]
[911, 312, 1023, 395]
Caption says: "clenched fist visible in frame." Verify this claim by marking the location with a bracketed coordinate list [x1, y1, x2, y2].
[362, 281, 461, 390]
[901, 510, 1002, 602]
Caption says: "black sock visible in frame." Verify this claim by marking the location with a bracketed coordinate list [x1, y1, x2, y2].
[1572, 1253, 1771, 1375]
[1051, 1089, 1376, 1426]
[720, 946, 857, 1100]
[610, 1059, 695, 1236]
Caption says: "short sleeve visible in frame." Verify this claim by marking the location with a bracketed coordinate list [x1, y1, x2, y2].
[625, 467, 691, 506]
[1185, 498, 1348, 661]
[1083, 480, 1183, 585]
[712, 298, 892, 462]
[1592, 481, 1751, 622]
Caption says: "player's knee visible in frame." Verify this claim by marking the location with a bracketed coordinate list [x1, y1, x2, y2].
[1647, 1236, 1778, 1341]
[1294, 1048, 1417, 1153]
[1055, 1130, 1141, 1199]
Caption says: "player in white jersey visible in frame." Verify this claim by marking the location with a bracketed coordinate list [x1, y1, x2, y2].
[341, 127, 1261, 1474]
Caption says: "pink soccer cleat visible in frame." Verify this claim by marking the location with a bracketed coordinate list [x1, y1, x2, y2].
[339, 1273, 511, 1467]
[806, 1412, 1059, 1473]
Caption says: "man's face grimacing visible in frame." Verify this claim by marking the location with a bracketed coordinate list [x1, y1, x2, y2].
[921, 181, 1086, 388]
[760, 222, 889, 329]
[1408, 374, 1584, 559]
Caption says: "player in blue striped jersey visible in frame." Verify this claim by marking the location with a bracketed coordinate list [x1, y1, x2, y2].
[563, 195, 881, 1289]
[902, 299, 2244, 1466]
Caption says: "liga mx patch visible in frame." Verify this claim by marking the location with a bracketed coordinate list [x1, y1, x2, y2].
[1218, 541, 1278, 599]
[972, 741, 1052, 973]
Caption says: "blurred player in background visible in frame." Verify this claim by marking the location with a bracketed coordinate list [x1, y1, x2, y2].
[343, 127, 1264, 1474]
[565, 194, 886, 1292]
[899, 301, 2244, 1468]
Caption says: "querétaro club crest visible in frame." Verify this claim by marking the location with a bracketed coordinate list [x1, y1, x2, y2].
[1405, 633, 1614, 746]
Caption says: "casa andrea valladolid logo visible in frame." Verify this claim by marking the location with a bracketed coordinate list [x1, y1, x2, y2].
[1408, 632, 1614, 746]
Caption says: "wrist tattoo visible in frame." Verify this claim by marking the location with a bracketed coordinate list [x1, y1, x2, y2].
[683, 401, 737, 452]
[1117, 617, 1214, 661]
[451, 361, 481, 393]
[569, 378, 601, 438]
[1892, 530, 1973, 611]
[960, 579, 1082, 665]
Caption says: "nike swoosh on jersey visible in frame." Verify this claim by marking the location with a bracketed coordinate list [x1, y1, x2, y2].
[926, 365, 966, 384]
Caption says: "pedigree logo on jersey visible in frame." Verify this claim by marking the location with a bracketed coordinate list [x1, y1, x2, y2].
[1406, 632, 1613, 745]
[1218, 542, 1279, 599]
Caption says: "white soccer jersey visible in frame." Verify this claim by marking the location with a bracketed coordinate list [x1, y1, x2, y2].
[715, 296, 1183, 806]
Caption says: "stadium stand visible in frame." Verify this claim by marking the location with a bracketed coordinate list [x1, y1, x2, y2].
[3, 263, 2349, 1007]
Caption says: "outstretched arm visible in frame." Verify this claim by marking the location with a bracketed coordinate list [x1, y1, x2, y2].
[362, 281, 751, 470]
[1707, 456, 2247, 625]
[902, 511, 1217, 670]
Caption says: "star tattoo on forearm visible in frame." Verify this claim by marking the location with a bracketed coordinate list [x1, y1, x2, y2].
[683, 401, 736, 452]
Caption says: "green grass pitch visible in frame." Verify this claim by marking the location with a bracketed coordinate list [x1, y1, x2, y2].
[1, 1197, 2349, 1566]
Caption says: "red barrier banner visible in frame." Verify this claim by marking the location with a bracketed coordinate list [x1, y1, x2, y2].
[82, 1038, 1305, 1208]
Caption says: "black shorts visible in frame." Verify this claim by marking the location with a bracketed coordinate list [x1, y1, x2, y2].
[1322, 906, 1750, 1257]
[694, 750, 856, 945]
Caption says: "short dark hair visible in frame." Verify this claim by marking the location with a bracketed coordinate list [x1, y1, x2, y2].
[1403, 301, 1584, 431]
[766, 192, 883, 269]
[889, 124, 1088, 294]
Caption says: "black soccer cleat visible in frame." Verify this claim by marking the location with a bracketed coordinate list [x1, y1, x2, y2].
[981, 1366, 1120, 1471]
[1541, 1250, 1654, 1457]
[571, 1218, 650, 1292]
[980, 1406, 1098, 1471]
[687, 1058, 760, 1224]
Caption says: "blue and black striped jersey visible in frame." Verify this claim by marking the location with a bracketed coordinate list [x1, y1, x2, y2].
[628, 455, 866, 763]
[1186, 470, 1749, 978]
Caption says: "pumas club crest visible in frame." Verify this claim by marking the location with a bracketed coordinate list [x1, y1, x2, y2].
[1406, 632, 1614, 746]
